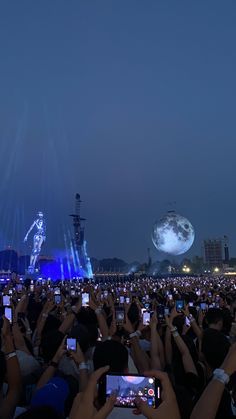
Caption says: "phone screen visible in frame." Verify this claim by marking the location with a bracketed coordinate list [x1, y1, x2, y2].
[115, 308, 124, 324]
[82, 293, 89, 307]
[4, 307, 12, 323]
[103, 374, 161, 408]
[164, 307, 170, 316]
[126, 297, 130, 304]
[3, 295, 11, 306]
[66, 338, 77, 351]
[30, 285, 34, 292]
[143, 311, 150, 325]
[200, 303, 207, 311]
[119, 296, 125, 304]
[185, 317, 191, 327]
[54, 295, 61, 305]
[176, 300, 184, 312]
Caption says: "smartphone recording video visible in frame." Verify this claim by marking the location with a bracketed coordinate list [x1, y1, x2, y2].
[176, 300, 184, 312]
[82, 292, 89, 307]
[101, 374, 161, 408]
[54, 295, 61, 305]
[119, 296, 125, 304]
[143, 311, 150, 325]
[66, 338, 77, 351]
[115, 307, 125, 324]
[4, 307, 13, 324]
[3, 295, 11, 306]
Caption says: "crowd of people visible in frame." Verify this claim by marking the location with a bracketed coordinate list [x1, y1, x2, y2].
[1, 274, 236, 419]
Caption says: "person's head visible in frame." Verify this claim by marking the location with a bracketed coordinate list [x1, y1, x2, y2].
[204, 308, 224, 331]
[201, 328, 230, 371]
[30, 377, 69, 416]
[40, 330, 64, 363]
[93, 340, 129, 373]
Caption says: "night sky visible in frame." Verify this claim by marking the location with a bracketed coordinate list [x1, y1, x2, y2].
[0, 1, 235, 262]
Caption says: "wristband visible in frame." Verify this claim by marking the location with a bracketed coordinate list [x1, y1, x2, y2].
[50, 361, 59, 368]
[5, 351, 17, 360]
[95, 308, 102, 315]
[129, 331, 138, 339]
[172, 331, 179, 338]
[213, 368, 230, 385]
[170, 327, 177, 333]
[79, 362, 89, 370]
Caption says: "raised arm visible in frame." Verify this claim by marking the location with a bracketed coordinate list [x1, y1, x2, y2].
[0, 318, 22, 419]
[191, 344, 236, 419]
[150, 313, 164, 370]
[166, 316, 197, 375]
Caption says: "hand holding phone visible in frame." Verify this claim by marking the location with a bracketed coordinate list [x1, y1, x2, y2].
[99, 374, 161, 408]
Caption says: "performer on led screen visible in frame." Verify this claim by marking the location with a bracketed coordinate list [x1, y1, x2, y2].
[24, 211, 46, 273]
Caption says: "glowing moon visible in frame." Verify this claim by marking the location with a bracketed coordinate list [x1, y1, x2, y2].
[152, 212, 195, 256]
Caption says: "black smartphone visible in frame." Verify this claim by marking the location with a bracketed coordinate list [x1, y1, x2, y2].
[66, 338, 77, 352]
[99, 373, 161, 408]
[115, 307, 125, 324]
[157, 305, 165, 320]
[176, 300, 184, 312]
[4, 307, 13, 324]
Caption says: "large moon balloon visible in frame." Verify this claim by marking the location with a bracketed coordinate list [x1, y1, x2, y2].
[152, 212, 195, 256]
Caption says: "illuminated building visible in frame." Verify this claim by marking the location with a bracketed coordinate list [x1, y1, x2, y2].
[204, 239, 223, 268]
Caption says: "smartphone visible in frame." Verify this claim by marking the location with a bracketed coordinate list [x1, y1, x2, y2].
[115, 307, 125, 324]
[3, 295, 11, 306]
[4, 307, 13, 324]
[168, 294, 173, 300]
[30, 285, 34, 292]
[104, 291, 108, 298]
[119, 296, 125, 304]
[54, 295, 61, 305]
[164, 307, 170, 316]
[157, 305, 165, 320]
[71, 290, 76, 296]
[100, 374, 161, 408]
[176, 300, 184, 312]
[126, 297, 130, 304]
[185, 317, 191, 327]
[143, 311, 150, 325]
[82, 292, 89, 307]
[189, 302, 193, 307]
[200, 302, 207, 311]
[54, 288, 60, 295]
[66, 338, 77, 352]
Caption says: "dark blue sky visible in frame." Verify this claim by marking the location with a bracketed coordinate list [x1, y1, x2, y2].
[0, 1, 235, 262]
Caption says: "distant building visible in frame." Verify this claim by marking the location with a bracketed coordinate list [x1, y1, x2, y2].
[204, 239, 223, 268]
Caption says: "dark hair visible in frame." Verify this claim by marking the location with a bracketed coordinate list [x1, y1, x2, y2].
[205, 308, 223, 326]
[93, 340, 128, 373]
[201, 329, 230, 369]
[40, 330, 64, 363]
[17, 406, 63, 419]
